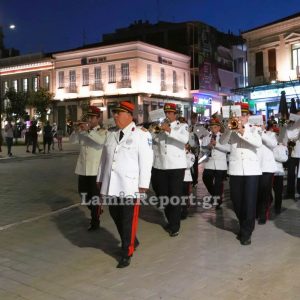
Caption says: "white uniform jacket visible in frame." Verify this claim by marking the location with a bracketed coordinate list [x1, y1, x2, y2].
[69, 126, 106, 176]
[257, 130, 277, 173]
[219, 123, 262, 176]
[184, 152, 195, 182]
[202, 132, 230, 170]
[273, 144, 288, 176]
[97, 122, 153, 197]
[284, 121, 300, 158]
[152, 120, 189, 170]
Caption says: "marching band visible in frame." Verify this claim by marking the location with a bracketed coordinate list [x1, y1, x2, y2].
[72, 101, 299, 267]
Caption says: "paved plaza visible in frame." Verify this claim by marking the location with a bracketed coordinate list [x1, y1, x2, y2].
[0, 141, 300, 300]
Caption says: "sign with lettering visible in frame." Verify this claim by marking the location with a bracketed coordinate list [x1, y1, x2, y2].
[158, 56, 173, 65]
[87, 57, 107, 64]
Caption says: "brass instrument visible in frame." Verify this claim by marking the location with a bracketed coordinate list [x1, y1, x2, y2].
[148, 118, 170, 133]
[228, 116, 239, 130]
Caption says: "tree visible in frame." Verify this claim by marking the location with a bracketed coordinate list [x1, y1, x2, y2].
[4, 88, 28, 121]
[28, 88, 53, 122]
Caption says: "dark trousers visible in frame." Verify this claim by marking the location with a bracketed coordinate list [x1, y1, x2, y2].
[191, 156, 199, 186]
[181, 181, 191, 218]
[286, 157, 299, 197]
[78, 175, 101, 227]
[257, 173, 274, 221]
[202, 169, 226, 204]
[32, 137, 38, 154]
[152, 168, 185, 233]
[109, 198, 140, 258]
[5, 137, 13, 155]
[273, 176, 283, 213]
[230, 175, 259, 240]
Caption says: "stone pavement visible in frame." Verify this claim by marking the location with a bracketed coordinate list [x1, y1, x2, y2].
[0, 137, 79, 161]
[0, 154, 300, 300]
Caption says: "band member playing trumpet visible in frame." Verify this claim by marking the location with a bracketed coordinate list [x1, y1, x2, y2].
[151, 103, 189, 237]
[70, 106, 106, 231]
[202, 117, 230, 209]
[219, 102, 262, 245]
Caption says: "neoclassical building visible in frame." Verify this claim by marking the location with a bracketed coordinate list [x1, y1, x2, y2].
[53, 41, 191, 129]
[239, 12, 300, 116]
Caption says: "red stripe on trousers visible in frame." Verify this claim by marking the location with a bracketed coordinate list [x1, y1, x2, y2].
[128, 199, 140, 257]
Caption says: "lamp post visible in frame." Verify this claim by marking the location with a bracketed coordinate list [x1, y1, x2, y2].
[0, 23, 16, 150]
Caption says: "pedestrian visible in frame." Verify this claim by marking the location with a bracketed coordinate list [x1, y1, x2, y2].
[219, 102, 262, 246]
[70, 106, 106, 232]
[29, 121, 42, 154]
[56, 126, 63, 151]
[51, 122, 58, 150]
[43, 121, 53, 154]
[202, 117, 230, 209]
[4, 119, 14, 157]
[151, 103, 189, 237]
[97, 101, 153, 268]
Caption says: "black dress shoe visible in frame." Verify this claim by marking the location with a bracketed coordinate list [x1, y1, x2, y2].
[169, 231, 179, 237]
[87, 224, 100, 231]
[240, 238, 251, 246]
[258, 219, 266, 225]
[117, 256, 131, 268]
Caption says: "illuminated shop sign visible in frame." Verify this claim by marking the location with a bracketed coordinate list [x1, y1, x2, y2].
[193, 95, 212, 105]
[250, 85, 300, 99]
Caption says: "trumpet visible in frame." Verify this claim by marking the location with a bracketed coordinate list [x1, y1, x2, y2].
[228, 116, 239, 130]
[148, 118, 170, 133]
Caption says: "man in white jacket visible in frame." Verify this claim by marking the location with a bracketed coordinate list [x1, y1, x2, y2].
[202, 117, 230, 209]
[97, 101, 153, 268]
[219, 102, 262, 245]
[70, 106, 106, 231]
[151, 103, 189, 237]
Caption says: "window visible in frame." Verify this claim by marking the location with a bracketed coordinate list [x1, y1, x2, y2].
[94, 67, 102, 90]
[183, 73, 186, 89]
[22, 78, 28, 92]
[69, 70, 76, 86]
[161, 68, 166, 90]
[121, 63, 130, 81]
[4, 81, 9, 92]
[173, 71, 177, 92]
[82, 68, 89, 86]
[255, 52, 264, 77]
[58, 71, 64, 88]
[94, 67, 101, 83]
[147, 64, 152, 82]
[108, 65, 116, 83]
[292, 45, 300, 70]
[12, 80, 18, 92]
[44, 76, 49, 90]
[33, 77, 39, 91]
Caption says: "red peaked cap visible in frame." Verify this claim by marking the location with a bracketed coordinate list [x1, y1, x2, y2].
[209, 117, 221, 126]
[235, 102, 249, 114]
[86, 106, 101, 117]
[164, 103, 177, 113]
[112, 101, 135, 113]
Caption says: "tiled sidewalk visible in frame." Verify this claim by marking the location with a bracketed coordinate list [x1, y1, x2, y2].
[0, 156, 299, 299]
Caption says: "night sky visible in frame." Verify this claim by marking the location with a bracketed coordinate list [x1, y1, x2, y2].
[0, 0, 299, 55]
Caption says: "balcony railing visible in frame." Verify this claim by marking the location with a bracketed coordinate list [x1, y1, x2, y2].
[269, 70, 278, 81]
[117, 80, 131, 88]
[90, 82, 103, 91]
[161, 82, 167, 91]
[66, 85, 77, 93]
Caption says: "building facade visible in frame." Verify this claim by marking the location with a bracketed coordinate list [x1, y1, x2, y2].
[0, 53, 54, 126]
[53, 41, 191, 129]
[241, 12, 300, 117]
[103, 20, 247, 118]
